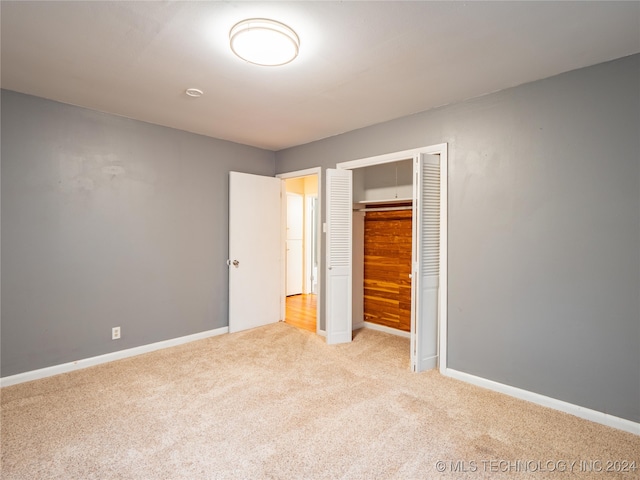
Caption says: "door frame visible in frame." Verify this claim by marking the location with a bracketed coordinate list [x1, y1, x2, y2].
[276, 167, 323, 336]
[305, 193, 318, 294]
[336, 143, 448, 373]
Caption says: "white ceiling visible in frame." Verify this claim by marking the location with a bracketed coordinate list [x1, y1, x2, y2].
[2, 1, 639, 151]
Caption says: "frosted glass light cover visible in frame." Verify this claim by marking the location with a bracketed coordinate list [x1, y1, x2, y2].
[230, 19, 299, 66]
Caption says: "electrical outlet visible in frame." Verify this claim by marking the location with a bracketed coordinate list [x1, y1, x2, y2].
[112, 326, 121, 340]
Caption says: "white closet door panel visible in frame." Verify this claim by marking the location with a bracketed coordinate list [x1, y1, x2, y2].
[326, 168, 353, 345]
[412, 154, 440, 371]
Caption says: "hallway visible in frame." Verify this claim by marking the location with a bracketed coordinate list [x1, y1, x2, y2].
[285, 294, 316, 333]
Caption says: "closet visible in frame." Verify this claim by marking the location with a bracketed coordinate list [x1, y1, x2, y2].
[352, 159, 414, 335]
[332, 146, 445, 371]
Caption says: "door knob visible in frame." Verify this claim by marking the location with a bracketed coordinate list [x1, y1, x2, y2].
[232, 260, 240, 268]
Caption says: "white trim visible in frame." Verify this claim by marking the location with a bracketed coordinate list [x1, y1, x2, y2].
[304, 193, 318, 294]
[0, 327, 228, 387]
[337, 143, 448, 373]
[336, 143, 448, 170]
[277, 167, 322, 180]
[277, 167, 322, 336]
[438, 146, 448, 374]
[279, 179, 287, 319]
[362, 321, 411, 339]
[444, 368, 640, 436]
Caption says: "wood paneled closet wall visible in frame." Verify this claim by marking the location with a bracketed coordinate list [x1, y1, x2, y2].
[363, 207, 412, 331]
[353, 159, 414, 334]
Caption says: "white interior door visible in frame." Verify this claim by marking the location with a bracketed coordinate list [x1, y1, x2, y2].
[411, 154, 441, 371]
[325, 168, 353, 344]
[229, 172, 282, 333]
[286, 193, 304, 296]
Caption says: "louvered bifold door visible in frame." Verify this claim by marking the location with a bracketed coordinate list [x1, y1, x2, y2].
[411, 154, 440, 371]
[325, 168, 353, 345]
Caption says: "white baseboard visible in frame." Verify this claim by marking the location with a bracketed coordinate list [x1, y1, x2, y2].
[0, 327, 229, 387]
[419, 354, 438, 371]
[361, 321, 411, 339]
[444, 368, 640, 436]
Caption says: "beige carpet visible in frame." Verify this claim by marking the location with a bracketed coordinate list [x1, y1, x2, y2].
[1, 323, 638, 479]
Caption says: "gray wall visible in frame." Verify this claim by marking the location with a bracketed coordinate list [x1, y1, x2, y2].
[276, 54, 640, 423]
[1, 90, 275, 377]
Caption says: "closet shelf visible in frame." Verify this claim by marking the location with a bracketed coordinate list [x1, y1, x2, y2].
[357, 197, 413, 205]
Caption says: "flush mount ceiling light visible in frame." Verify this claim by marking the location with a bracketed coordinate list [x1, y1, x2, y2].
[229, 18, 299, 66]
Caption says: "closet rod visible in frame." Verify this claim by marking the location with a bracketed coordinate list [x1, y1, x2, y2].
[356, 206, 413, 212]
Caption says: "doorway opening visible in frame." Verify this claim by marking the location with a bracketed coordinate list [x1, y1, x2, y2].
[351, 159, 414, 339]
[335, 143, 448, 372]
[277, 168, 322, 334]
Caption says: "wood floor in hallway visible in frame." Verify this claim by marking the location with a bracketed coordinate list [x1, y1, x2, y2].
[285, 294, 316, 333]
